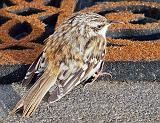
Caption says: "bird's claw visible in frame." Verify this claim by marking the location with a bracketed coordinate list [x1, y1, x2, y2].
[82, 71, 112, 88]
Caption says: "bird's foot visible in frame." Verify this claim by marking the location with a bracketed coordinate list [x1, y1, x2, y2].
[82, 71, 112, 88]
[92, 71, 112, 83]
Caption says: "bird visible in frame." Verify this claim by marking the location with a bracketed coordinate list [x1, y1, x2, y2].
[12, 12, 120, 117]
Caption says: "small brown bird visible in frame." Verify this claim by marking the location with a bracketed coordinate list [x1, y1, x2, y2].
[12, 12, 118, 117]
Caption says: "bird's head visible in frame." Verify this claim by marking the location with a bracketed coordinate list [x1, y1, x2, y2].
[69, 12, 122, 38]
[56, 12, 123, 42]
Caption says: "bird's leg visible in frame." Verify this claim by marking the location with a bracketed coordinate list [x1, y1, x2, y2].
[82, 61, 112, 87]
[91, 71, 112, 83]
[92, 61, 112, 82]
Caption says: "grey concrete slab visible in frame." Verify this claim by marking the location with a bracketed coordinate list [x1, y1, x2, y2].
[0, 80, 160, 123]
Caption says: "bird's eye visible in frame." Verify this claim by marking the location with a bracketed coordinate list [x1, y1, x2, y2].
[97, 25, 103, 29]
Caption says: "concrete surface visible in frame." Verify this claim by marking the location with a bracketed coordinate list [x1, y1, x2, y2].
[1, 61, 160, 84]
[0, 80, 160, 123]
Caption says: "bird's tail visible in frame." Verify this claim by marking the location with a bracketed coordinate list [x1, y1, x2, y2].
[12, 70, 58, 117]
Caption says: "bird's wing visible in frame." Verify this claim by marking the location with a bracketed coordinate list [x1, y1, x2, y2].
[22, 51, 47, 86]
[48, 35, 106, 103]
[12, 37, 63, 117]
[22, 36, 53, 86]
[48, 68, 84, 102]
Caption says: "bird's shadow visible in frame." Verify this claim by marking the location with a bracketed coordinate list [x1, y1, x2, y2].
[0, 64, 29, 85]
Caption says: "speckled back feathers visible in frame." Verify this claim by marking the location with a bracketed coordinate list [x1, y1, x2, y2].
[12, 12, 111, 117]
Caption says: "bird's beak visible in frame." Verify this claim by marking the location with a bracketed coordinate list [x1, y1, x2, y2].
[108, 20, 124, 24]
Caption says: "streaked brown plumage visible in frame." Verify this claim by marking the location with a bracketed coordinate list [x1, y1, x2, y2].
[12, 12, 117, 117]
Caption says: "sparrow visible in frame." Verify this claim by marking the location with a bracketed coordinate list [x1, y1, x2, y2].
[12, 12, 119, 117]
